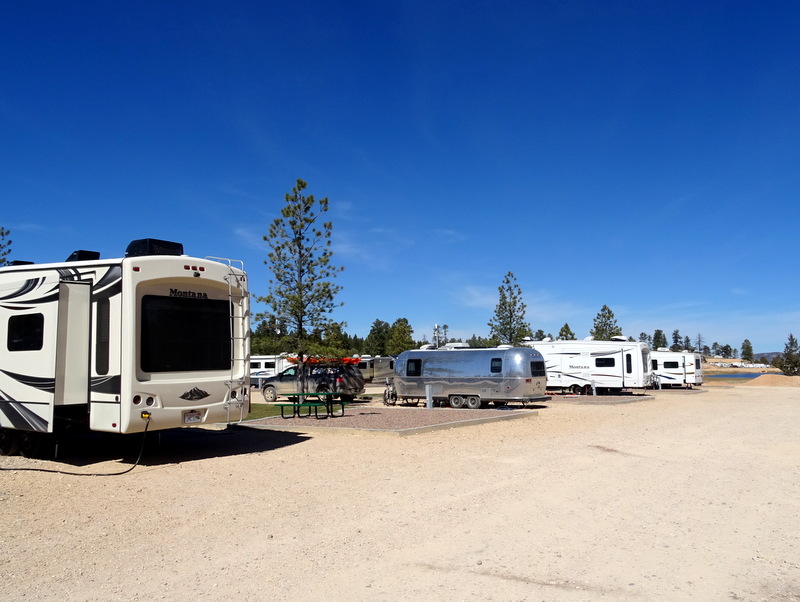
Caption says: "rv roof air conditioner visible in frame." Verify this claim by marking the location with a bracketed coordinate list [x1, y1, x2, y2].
[584, 336, 594, 341]
[125, 238, 184, 258]
[611, 335, 628, 341]
[66, 250, 101, 262]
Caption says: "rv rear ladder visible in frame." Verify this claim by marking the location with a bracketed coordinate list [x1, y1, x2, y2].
[206, 256, 249, 423]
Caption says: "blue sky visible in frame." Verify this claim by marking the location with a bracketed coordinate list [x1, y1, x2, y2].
[2, 1, 798, 353]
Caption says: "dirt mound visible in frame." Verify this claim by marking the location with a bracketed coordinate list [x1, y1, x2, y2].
[740, 374, 800, 387]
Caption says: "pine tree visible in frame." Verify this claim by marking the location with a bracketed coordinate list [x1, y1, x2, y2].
[775, 334, 800, 376]
[386, 318, 415, 355]
[487, 272, 532, 345]
[740, 339, 754, 363]
[670, 329, 682, 351]
[0, 227, 11, 266]
[589, 305, 622, 340]
[257, 179, 344, 370]
[557, 323, 576, 340]
[652, 329, 668, 350]
[365, 319, 391, 356]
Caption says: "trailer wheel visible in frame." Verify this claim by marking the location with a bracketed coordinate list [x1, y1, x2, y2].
[0, 428, 19, 456]
[571, 385, 582, 395]
[582, 384, 592, 396]
[449, 395, 465, 409]
[262, 386, 277, 403]
[465, 396, 481, 410]
[18, 431, 50, 459]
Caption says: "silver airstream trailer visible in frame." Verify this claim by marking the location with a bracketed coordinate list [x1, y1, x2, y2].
[392, 346, 550, 408]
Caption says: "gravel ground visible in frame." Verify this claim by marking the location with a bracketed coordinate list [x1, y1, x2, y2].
[2, 384, 798, 601]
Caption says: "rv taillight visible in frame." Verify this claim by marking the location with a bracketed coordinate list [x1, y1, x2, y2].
[336, 377, 344, 384]
[133, 266, 141, 272]
[183, 265, 205, 272]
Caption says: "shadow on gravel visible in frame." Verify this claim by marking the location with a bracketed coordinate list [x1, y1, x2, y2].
[40, 425, 311, 468]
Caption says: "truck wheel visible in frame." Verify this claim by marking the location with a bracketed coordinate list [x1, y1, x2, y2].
[449, 395, 465, 408]
[465, 396, 481, 409]
[262, 386, 277, 403]
[0, 428, 19, 456]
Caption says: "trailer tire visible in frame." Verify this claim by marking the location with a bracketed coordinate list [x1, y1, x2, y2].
[449, 395, 465, 409]
[465, 396, 481, 409]
[0, 428, 19, 456]
[262, 386, 277, 403]
[18, 431, 50, 459]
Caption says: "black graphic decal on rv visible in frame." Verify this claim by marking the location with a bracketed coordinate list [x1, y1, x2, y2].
[180, 388, 210, 400]
[0, 370, 56, 393]
[0, 395, 49, 432]
[0, 370, 122, 396]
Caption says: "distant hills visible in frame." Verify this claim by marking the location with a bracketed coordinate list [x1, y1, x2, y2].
[753, 352, 782, 362]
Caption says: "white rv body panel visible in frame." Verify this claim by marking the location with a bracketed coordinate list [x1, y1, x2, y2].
[521, 339, 653, 393]
[0, 245, 249, 442]
[393, 347, 549, 408]
[650, 350, 703, 387]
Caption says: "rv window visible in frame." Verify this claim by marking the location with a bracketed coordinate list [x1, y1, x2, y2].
[531, 361, 546, 377]
[651, 359, 658, 370]
[490, 358, 502, 373]
[407, 359, 422, 377]
[250, 361, 262, 369]
[626, 353, 632, 373]
[141, 296, 231, 372]
[595, 358, 615, 368]
[664, 361, 680, 369]
[95, 298, 110, 375]
[265, 361, 276, 370]
[7, 313, 44, 351]
[695, 358, 700, 369]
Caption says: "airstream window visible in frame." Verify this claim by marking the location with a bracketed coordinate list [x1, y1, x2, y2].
[407, 359, 422, 377]
[7, 313, 44, 351]
[531, 361, 546, 377]
[664, 361, 680, 369]
[596, 358, 615, 368]
[490, 358, 502, 373]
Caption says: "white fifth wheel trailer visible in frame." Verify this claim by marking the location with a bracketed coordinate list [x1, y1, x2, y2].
[391, 346, 550, 408]
[0, 238, 249, 457]
[521, 337, 653, 395]
[650, 349, 703, 388]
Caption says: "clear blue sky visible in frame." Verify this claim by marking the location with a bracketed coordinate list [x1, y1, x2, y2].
[2, 1, 798, 354]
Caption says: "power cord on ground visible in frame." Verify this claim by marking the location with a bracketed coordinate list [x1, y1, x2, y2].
[0, 416, 152, 477]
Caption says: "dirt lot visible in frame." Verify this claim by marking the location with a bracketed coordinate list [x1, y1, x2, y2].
[2, 383, 799, 601]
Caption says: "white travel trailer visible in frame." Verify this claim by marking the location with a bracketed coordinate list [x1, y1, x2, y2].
[250, 354, 293, 388]
[0, 239, 250, 457]
[650, 349, 703, 388]
[392, 346, 550, 408]
[521, 337, 653, 395]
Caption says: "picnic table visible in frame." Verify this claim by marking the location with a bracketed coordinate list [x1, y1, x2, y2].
[277, 392, 349, 419]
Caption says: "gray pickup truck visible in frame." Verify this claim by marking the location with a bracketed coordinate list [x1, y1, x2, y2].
[260, 363, 365, 403]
